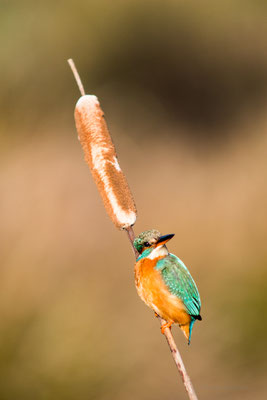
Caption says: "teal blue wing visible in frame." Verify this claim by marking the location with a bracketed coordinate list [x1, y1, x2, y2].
[155, 254, 201, 318]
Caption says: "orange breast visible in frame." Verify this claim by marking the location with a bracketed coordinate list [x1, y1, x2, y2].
[135, 257, 190, 327]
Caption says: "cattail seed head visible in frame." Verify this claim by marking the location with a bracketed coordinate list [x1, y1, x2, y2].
[74, 95, 137, 229]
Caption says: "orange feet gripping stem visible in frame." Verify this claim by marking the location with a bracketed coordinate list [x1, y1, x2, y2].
[161, 321, 173, 334]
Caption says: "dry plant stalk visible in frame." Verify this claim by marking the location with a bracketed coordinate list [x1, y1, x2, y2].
[126, 226, 198, 400]
[68, 58, 198, 400]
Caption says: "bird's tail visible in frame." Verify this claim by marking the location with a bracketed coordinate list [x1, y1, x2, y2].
[180, 318, 198, 345]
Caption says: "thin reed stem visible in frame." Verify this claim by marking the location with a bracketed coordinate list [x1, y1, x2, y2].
[68, 59, 199, 400]
[68, 59, 85, 96]
[125, 227, 198, 400]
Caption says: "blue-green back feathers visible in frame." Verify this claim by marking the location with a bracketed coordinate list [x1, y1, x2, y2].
[155, 254, 201, 319]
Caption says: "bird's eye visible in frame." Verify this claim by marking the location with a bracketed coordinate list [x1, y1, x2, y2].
[144, 242, 150, 247]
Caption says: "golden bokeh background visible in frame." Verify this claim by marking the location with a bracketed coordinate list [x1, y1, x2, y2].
[1, 1, 267, 399]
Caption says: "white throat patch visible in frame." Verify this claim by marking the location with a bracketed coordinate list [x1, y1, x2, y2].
[147, 245, 168, 260]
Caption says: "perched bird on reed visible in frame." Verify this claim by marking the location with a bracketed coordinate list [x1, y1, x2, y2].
[134, 230, 201, 344]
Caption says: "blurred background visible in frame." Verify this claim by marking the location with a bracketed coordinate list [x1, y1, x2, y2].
[1, 0, 267, 399]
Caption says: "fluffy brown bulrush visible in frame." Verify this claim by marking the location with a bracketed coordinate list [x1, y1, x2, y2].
[74, 95, 137, 229]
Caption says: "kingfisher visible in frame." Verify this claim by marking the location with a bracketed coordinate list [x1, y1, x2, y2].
[134, 229, 202, 344]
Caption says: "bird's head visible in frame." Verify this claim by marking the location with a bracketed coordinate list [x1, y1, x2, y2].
[133, 229, 175, 255]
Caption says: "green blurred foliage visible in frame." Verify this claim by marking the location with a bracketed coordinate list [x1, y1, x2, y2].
[220, 268, 267, 370]
[1, 0, 267, 138]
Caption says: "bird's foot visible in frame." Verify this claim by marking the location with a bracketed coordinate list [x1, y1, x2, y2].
[161, 321, 173, 334]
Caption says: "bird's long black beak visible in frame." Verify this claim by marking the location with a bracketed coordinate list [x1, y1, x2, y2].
[156, 234, 175, 245]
